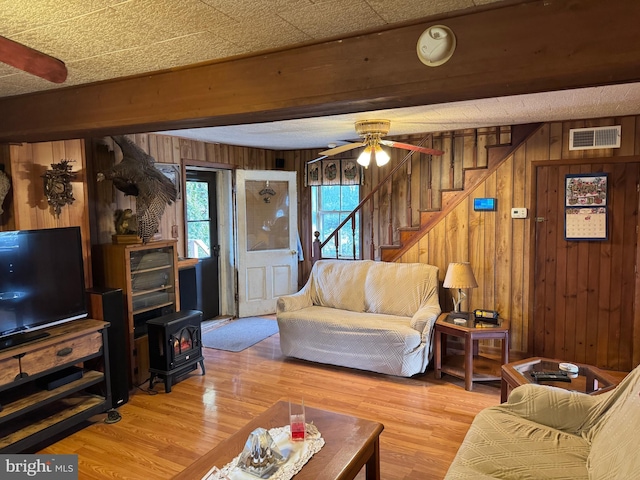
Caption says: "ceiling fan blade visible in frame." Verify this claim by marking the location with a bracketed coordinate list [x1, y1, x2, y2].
[0, 36, 67, 83]
[307, 155, 327, 165]
[381, 140, 444, 156]
[319, 141, 366, 156]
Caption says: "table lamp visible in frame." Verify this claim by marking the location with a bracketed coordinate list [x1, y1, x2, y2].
[443, 262, 478, 319]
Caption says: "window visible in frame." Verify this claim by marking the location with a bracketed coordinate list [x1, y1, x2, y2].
[311, 185, 360, 259]
[185, 171, 217, 259]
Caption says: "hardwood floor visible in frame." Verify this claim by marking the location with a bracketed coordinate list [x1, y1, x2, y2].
[40, 330, 501, 479]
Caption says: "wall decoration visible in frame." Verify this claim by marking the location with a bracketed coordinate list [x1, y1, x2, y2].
[564, 173, 608, 240]
[42, 159, 76, 217]
[154, 163, 181, 199]
[305, 162, 321, 186]
[305, 159, 362, 187]
[341, 159, 361, 185]
[322, 159, 340, 186]
[98, 136, 177, 243]
[0, 167, 9, 215]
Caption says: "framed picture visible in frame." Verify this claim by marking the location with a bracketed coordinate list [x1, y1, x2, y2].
[305, 162, 322, 186]
[155, 163, 181, 199]
[341, 159, 361, 185]
[564, 173, 608, 240]
[322, 159, 341, 186]
[305, 158, 362, 186]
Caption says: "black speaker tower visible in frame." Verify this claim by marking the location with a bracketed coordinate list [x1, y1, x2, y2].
[86, 287, 130, 409]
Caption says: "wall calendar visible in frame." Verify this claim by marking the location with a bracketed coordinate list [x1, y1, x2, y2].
[564, 173, 608, 241]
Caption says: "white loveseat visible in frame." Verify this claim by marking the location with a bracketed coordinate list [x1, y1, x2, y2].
[276, 259, 441, 377]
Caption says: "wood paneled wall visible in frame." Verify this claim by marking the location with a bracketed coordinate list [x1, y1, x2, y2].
[4, 116, 640, 367]
[2, 140, 92, 285]
[278, 128, 508, 282]
[87, 134, 280, 257]
[398, 116, 640, 363]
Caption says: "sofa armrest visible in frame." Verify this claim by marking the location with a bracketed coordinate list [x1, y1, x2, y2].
[410, 305, 441, 334]
[503, 383, 601, 434]
[276, 289, 313, 313]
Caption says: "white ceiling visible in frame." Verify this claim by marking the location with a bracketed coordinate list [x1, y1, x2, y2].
[2, 0, 639, 150]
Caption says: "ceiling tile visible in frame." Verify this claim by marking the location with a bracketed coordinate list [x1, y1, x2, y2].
[0, 0, 122, 36]
[364, 0, 476, 23]
[215, 15, 312, 51]
[66, 32, 244, 84]
[279, 0, 386, 38]
[200, 0, 316, 20]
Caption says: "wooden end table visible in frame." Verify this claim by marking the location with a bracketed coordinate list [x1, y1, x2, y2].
[173, 400, 384, 480]
[500, 357, 619, 402]
[434, 313, 510, 391]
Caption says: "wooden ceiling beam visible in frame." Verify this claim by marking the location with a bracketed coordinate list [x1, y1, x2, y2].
[0, 0, 639, 143]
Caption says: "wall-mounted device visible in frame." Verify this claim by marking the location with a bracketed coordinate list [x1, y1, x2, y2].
[473, 198, 496, 211]
[511, 207, 528, 219]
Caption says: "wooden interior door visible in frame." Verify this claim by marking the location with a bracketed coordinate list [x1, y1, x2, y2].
[236, 169, 299, 317]
[532, 161, 639, 371]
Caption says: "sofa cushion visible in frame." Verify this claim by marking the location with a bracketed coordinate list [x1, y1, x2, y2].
[445, 407, 590, 479]
[364, 261, 437, 316]
[277, 306, 424, 375]
[586, 366, 640, 479]
[309, 260, 372, 312]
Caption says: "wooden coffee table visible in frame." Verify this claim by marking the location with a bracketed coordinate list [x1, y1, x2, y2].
[501, 357, 619, 402]
[173, 401, 384, 480]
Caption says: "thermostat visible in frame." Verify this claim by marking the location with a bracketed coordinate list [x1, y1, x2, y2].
[511, 208, 528, 219]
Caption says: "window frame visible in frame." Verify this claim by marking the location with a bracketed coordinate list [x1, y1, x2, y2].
[311, 184, 361, 260]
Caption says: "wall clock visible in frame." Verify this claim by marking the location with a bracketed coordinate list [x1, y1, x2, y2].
[42, 160, 75, 217]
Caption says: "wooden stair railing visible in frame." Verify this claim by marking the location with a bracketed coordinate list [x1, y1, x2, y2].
[312, 124, 542, 264]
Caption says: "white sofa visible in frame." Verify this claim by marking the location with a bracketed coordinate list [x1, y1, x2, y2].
[445, 364, 640, 479]
[276, 259, 441, 377]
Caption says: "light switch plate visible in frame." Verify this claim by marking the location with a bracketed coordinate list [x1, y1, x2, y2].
[511, 208, 528, 219]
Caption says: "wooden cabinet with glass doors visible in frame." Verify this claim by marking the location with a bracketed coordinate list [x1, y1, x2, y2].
[93, 240, 180, 387]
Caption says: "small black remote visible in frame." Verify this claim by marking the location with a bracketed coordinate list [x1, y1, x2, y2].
[531, 371, 571, 382]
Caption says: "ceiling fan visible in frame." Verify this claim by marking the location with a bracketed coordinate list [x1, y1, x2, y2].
[308, 119, 445, 167]
[0, 35, 67, 83]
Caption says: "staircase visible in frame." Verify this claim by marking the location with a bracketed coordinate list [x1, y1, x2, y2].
[313, 123, 542, 263]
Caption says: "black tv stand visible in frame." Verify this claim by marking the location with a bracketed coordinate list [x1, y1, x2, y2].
[0, 330, 50, 351]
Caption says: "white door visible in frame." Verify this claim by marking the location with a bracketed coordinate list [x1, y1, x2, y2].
[236, 170, 298, 317]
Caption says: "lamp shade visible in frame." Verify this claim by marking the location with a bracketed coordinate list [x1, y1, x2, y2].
[443, 262, 478, 289]
[357, 145, 372, 167]
[373, 145, 390, 166]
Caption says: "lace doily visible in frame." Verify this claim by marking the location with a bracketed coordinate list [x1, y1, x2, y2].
[202, 423, 324, 480]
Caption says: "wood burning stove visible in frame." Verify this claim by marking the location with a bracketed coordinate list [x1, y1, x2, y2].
[147, 310, 205, 393]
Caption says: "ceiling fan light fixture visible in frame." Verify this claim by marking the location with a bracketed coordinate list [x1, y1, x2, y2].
[307, 118, 444, 167]
[373, 145, 390, 167]
[357, 145, 372, 167]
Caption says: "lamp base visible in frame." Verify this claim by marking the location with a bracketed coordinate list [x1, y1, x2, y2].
[448, 311, 471, 321]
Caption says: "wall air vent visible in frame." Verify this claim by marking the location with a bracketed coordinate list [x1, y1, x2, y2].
[569, 126, 621, 150]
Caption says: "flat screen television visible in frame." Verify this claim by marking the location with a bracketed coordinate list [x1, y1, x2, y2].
[0, 226, 87, 350]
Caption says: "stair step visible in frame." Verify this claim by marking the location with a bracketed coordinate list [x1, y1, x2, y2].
[464, 166, 490, 172]
[399, 227, 419, 244]
[380, 123, 542, 263]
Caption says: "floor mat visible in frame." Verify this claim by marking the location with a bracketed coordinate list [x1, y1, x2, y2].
[201, 317, 279, 352]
